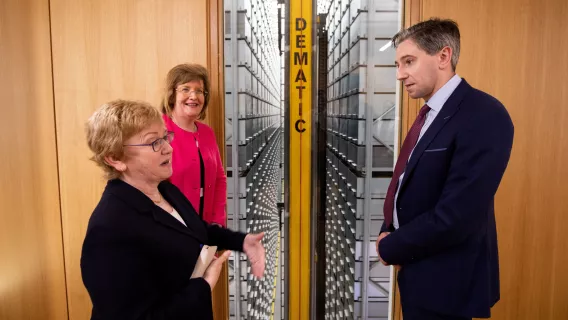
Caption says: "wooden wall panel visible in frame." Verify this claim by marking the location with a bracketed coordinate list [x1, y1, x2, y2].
[398, 0, 568, 318]
[49, 0, 226, 318]
[0, 0, 68, 319]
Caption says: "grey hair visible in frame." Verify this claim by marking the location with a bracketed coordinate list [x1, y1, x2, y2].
[392, 18, 460, 71]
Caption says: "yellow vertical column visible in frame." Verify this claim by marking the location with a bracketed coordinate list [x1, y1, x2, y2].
[289, 0, 312, 318]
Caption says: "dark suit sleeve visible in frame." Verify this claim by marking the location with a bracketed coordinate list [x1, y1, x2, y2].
[379, 104, 514, 266]
[81, 225, 213, 320]
[205, 222, 247, 251]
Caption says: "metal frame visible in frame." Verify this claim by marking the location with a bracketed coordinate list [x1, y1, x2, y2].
[361, 4, 375, 317]
[310, 0, 319, 318]
[230, 3, 242, 319]
[373, 105, 397, 154]
[283, 1, 291, 319]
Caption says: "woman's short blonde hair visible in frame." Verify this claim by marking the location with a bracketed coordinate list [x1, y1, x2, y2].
[86, 99, 162, 180]
[160, 63, 211, 120]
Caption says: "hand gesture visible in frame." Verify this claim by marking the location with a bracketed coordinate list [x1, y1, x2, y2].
[243, 232, 266, 278]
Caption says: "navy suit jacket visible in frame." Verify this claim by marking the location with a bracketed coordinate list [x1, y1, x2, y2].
[81, 179, 246, 320]
[378, 80, 514, 318]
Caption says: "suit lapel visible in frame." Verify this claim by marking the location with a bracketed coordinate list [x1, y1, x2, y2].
[158, 182, 208, 244]
[399, 80, 472, 192]
[151, 206, 197, 238]
[105, 179, 207, 244]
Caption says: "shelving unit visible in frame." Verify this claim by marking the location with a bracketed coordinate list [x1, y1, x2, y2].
[225, 0, 283, 319]
[322, 0, 400, 318]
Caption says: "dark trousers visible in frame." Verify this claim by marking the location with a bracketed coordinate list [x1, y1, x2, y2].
[402, 304, 472, 320]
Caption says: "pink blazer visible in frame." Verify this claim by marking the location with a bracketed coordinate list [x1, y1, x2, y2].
[163, 115, 227, 226]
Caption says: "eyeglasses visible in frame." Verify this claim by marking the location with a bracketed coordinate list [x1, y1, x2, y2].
[123, 131, 174, 152]
[176, 87, 208, 98]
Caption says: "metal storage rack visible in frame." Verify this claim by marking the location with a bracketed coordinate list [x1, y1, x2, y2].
[225, 0, 283, 318]
[321, 0, 400, 318]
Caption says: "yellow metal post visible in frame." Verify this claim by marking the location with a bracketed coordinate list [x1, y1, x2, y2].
[289, 0, 312, 318]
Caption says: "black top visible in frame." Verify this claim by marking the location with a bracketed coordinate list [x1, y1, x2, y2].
[194, 123, 205, 219]
[197, 138, 205, 219]
[81, 179, 247, 320]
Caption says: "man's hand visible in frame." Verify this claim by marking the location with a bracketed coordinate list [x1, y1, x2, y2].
[376, 232, 390, 265]
[376, 232, 402, 270]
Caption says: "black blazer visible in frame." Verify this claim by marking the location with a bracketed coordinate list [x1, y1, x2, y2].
[81, 179, 246, 320]
[379, 80, 514, 318]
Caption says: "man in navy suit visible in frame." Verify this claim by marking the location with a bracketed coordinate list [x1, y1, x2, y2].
[376, 18, 514, 320]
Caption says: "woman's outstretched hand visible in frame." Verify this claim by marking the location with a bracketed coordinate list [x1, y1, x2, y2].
[243, 232, 266, 278]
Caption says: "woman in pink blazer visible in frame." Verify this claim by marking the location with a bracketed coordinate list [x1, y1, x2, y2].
[160, 63, 226, 227]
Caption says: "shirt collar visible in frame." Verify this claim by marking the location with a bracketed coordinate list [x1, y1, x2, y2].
[425, 74, 462, 113]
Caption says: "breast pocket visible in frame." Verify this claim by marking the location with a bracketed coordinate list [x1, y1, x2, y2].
[417, 146, 452, 178]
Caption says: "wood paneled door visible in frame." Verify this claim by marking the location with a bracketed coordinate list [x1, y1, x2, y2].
[0, 0, 68, 319]
[396, 0, 568, 319]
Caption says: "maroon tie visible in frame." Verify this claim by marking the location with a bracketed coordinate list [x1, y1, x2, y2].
[383, 104, 431, 228]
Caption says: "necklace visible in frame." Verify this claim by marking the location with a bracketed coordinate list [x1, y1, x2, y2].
[171, 116, 197, 132]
